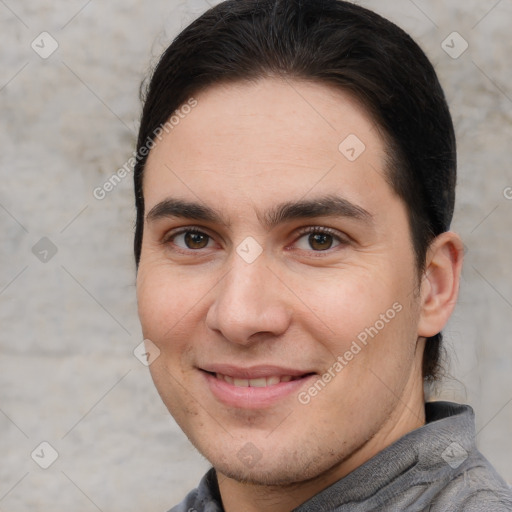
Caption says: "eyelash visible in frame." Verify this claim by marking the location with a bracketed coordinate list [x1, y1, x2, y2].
[162, 225, 349, 255]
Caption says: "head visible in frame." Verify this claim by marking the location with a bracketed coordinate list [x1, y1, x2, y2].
[134, 0, 463, 496]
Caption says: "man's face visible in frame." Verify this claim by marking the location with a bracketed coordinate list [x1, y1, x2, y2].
[136, 79, 427, 487]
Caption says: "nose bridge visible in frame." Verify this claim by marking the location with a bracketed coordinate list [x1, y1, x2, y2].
[206, 250, 291, 343]
[221, 251, 275, 316]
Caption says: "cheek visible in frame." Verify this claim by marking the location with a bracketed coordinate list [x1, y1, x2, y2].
[304, 277, 418, 415]
[298, 269, 397, 338]
[296, 265, 418, 376]
[136, 264, 203, 353]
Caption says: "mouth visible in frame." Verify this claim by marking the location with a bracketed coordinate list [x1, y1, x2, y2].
[210, 372, 306, 387]
[199, 365, 316, 408]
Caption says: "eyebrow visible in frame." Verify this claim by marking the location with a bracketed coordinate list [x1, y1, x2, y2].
[146, 194, 373, 229]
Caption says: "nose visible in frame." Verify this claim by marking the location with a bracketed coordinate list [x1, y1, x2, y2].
[205, 253, 292, 345]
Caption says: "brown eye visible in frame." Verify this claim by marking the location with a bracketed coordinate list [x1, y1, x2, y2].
[294, 227, 345, 252]
[308, 232, 334, 251]
[184, 231, 210, 249]
[168, 229, 214, 250]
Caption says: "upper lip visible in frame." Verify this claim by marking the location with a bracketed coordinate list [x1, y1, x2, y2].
[199, 364, 315, 379]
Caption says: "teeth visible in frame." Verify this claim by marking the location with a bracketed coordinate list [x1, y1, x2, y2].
[216, 373, 297, 387]
[249, 378, 267, 387]
[216, 373, 234, 384]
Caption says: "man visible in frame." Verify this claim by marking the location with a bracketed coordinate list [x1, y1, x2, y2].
[133, 0, 512, 510]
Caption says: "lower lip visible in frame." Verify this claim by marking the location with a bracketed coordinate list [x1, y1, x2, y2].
[203, 372, 315, 409]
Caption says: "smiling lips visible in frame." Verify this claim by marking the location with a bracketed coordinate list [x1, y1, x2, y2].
[215, 373, 297, 387]
[201, 365, 316, 408]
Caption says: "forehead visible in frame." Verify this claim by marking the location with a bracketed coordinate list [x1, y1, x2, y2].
[143, 78, 395, 221]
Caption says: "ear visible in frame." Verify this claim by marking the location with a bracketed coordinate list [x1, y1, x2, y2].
[417, 231, 464, 338]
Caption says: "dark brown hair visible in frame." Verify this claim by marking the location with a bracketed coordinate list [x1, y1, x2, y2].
[133, 0, 456, 381]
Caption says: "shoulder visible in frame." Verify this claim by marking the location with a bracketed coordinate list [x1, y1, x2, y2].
[427, 449, 512, 511]
[167, 469, 223, 512]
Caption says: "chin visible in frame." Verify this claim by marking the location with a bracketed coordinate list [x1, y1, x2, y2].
[214, 461, 313, 487]
[194, 435, 347, 488]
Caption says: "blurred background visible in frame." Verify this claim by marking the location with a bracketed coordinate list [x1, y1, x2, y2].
[0, 0, 511, 510]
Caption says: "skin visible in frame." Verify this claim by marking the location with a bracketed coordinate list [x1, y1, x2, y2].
[136, 78, 464, 512]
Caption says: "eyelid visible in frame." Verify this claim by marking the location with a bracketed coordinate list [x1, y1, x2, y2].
[161, 226, 217, 248]
[293, 225, 350, 245]
[162, 225, 206, 238]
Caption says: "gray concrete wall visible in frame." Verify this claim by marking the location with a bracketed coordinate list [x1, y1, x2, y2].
[0, 0, 511, 510]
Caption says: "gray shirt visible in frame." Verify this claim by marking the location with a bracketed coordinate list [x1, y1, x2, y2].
[168, 401, 512, 511]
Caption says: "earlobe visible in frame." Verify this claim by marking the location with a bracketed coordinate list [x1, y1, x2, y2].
[417, 231, 464, 338]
